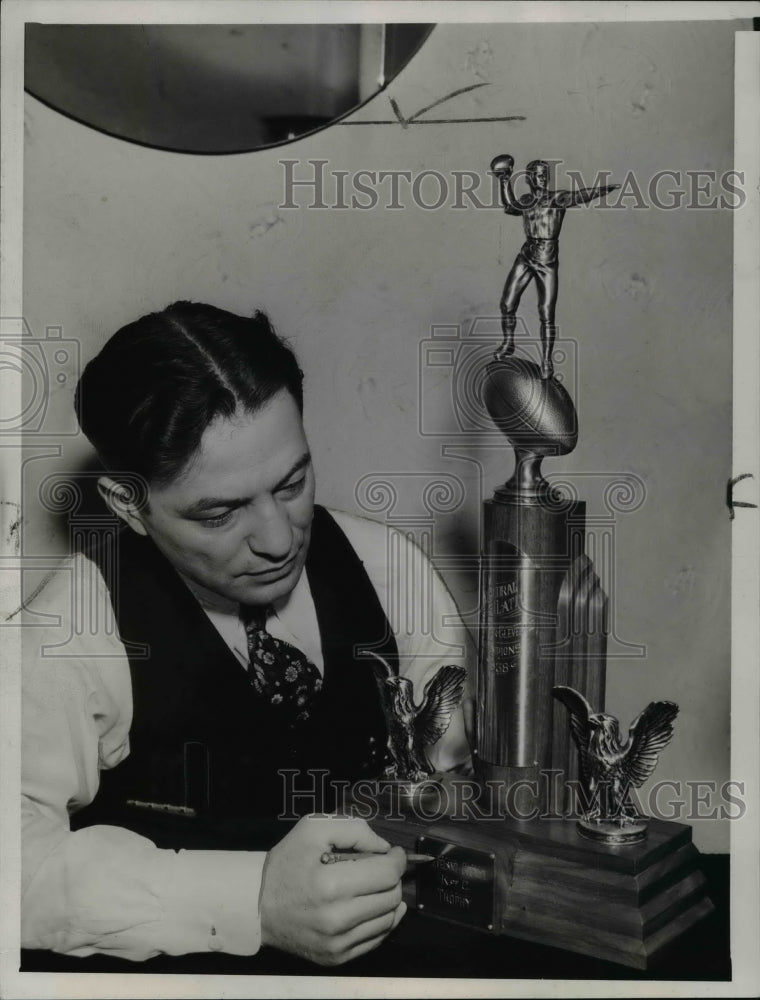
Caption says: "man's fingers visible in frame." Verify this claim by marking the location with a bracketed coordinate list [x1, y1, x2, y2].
[323, 846, 406, 897]
[309, 814, 391, 855]
[261, 817, 405, 964]
[331, 901, 408, 961]
[321, 884, 402, 935]
[350, 900, 407, 948]
[391, 898, 407, 929]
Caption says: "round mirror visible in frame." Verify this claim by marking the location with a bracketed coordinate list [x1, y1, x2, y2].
[24, 23, 433, 154]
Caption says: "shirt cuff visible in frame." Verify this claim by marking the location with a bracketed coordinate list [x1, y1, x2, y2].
[158, 849, 267, 956]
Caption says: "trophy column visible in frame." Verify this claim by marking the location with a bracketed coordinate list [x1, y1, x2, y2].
[476, 485, 585, 810]
[474, 360, 585, 814]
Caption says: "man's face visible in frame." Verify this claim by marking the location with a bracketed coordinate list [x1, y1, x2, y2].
[131, 389, 315, 607]
[528, 164, 549, 192]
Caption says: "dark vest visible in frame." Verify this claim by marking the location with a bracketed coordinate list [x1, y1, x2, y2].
[71, 506, 398, 851]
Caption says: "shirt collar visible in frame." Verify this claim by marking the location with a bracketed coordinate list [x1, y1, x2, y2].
[178, 566, 309, 623]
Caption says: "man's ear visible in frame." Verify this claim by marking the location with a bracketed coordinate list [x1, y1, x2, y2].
[97, 475, 149, 536]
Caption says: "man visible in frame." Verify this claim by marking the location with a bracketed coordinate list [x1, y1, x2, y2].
[490, 155, 620, 377]
[21, 301, 471, 967]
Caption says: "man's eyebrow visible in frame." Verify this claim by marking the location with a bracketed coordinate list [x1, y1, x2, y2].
[180, 452, 312, 517]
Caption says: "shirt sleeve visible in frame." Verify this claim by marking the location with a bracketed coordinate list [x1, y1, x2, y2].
[21, 556, 266, 961]
[329, 510, 475, 771]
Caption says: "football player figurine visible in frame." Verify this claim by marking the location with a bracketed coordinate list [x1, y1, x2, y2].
[490, 154, 620, 379]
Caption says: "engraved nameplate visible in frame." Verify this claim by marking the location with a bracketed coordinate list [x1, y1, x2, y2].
[416, 836, 496, 931]
[484, 541, 539, 676]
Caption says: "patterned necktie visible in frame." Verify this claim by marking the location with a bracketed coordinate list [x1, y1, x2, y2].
[240, 606, 323, 727]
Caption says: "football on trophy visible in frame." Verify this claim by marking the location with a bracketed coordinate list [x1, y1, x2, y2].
[483, 356, 578, 456]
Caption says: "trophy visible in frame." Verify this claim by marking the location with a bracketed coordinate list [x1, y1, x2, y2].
[366, 154, 713, 969]
[473, 153, 620, 811]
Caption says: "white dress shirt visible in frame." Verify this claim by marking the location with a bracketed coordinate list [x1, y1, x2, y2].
[21, 508, 473, 961]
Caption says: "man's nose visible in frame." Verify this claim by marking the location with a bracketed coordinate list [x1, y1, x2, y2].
[245, 498, 293, 561]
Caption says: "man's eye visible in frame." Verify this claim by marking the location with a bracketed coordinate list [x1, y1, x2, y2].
[278, 477, 306, 498]
[200, 510, 234, 527]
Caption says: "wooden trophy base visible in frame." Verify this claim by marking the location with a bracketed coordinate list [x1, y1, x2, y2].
[366, 784, 713, 970]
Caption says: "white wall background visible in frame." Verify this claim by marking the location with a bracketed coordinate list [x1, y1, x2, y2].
[21, 19, 743, 851]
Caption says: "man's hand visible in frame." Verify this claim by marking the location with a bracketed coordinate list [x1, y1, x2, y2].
[490, 153, 515, 177]
[259, 815, 407, 966]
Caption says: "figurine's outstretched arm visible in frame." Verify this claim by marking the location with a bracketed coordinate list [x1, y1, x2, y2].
[555, 183, 621, 208]
[490, 153, 523, 216]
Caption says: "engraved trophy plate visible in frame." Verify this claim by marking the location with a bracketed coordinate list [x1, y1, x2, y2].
[416, 836, 496, 932]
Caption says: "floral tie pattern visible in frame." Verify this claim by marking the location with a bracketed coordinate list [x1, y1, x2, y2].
[240, 606, 323, 727]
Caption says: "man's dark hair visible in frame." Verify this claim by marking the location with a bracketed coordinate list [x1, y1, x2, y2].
[75, 301, 304, 484]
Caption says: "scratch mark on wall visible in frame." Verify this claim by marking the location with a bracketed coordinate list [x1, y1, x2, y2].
[3, 569, 57, 623]
[342, 84, 525, 127]
[356, 376, 377, 419]
[8, 517, 23, 553]
[464, 40, 493, 82]
[630, 80, 655, 117]
[1, 500, 22, 554]
[667, 566, 695, 597]
[625, 273, 650, 300]
[249, 210, 284, 239]
[599, 258, 654, 307]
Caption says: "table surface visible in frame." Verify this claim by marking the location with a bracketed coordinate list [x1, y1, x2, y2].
[20, 855, 730, 982]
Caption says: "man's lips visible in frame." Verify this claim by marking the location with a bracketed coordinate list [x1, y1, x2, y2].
[238, 554, 299, 579]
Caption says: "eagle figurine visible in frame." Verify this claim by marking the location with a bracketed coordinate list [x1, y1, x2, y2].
[366, 651, 467, 782]
[553, 685, 679, 823]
